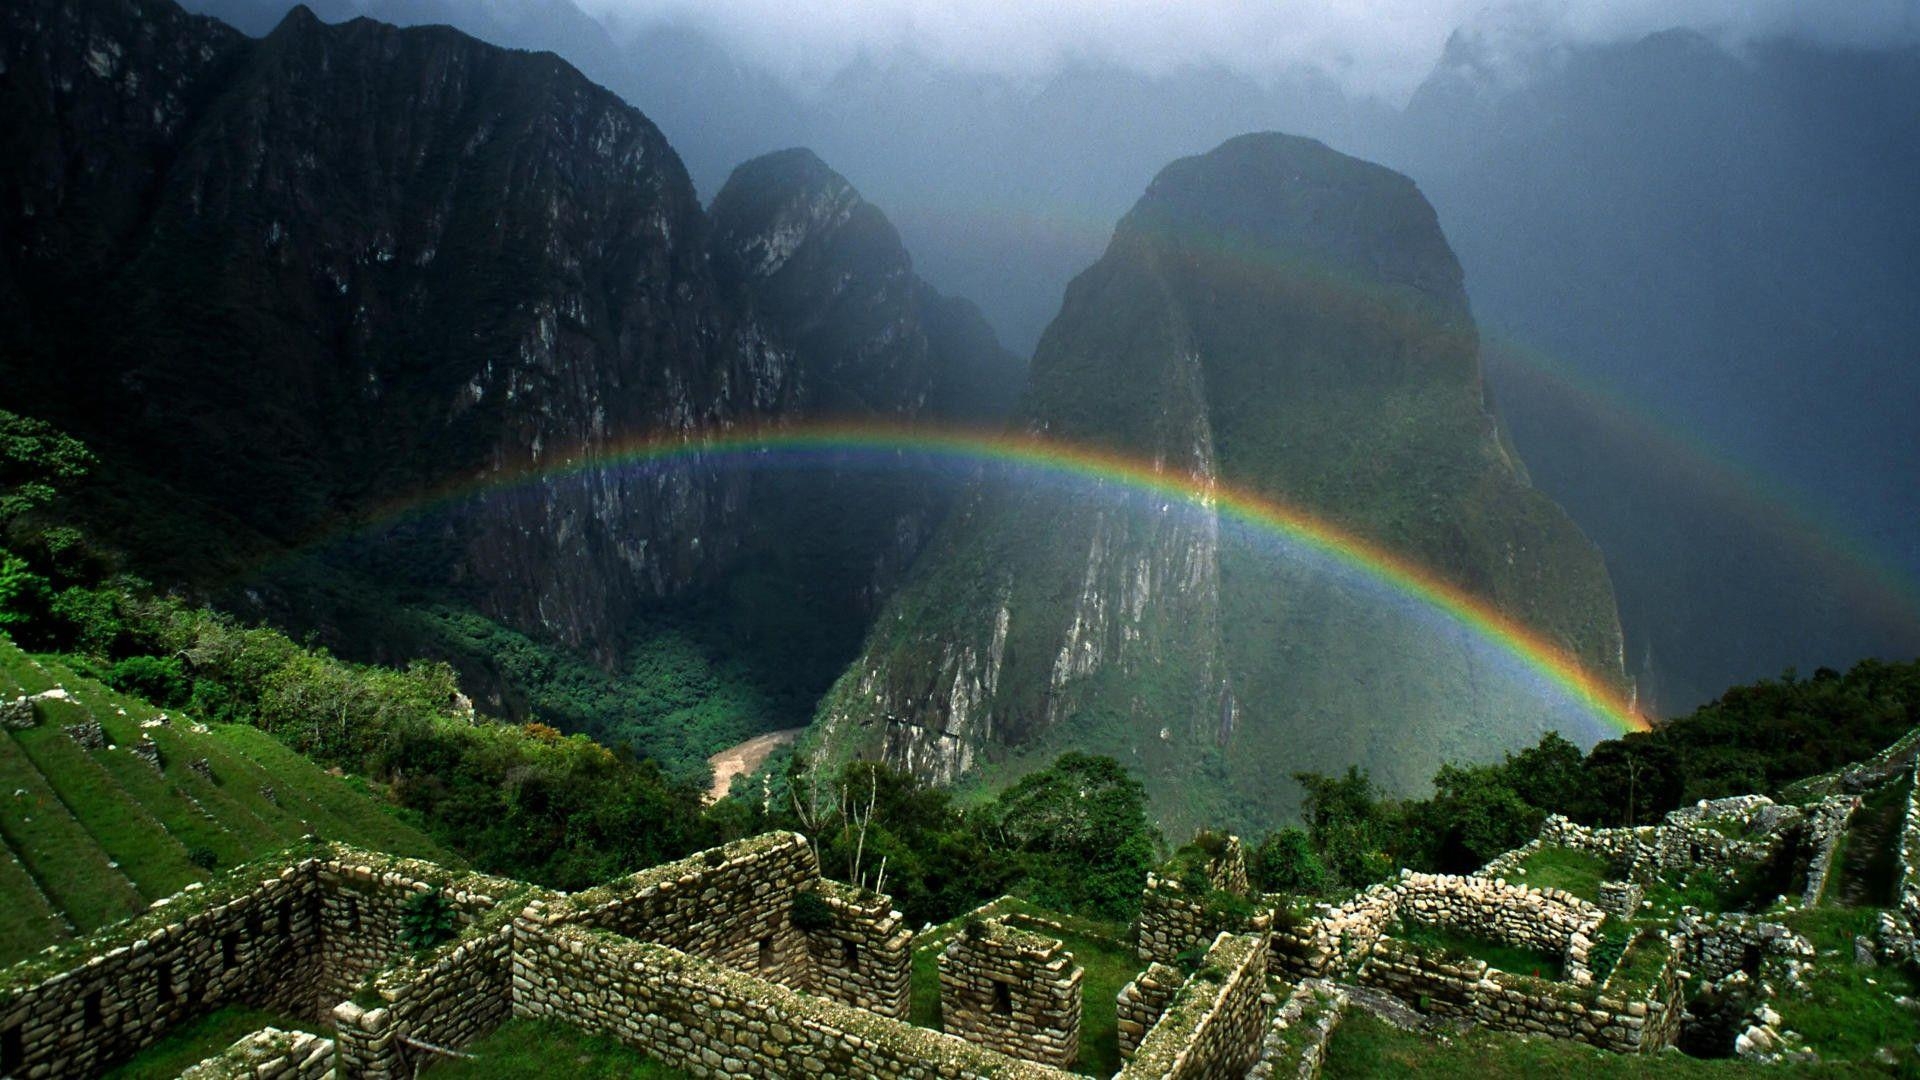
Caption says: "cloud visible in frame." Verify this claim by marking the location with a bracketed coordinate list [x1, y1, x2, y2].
[576, 0, 1920, 101]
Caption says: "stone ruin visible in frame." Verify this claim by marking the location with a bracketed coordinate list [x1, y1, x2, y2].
[938, 920, 1082, 1067]
[0, 830, 1277, 1079]
[6, 724, 1914, 1079]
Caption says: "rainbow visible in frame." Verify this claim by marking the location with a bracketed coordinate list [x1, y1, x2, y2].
[334, 419, 1651, 735]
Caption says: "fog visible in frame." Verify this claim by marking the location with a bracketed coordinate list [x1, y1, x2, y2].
[575, 0, 1919, 100]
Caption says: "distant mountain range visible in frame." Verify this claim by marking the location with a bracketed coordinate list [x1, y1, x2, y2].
[173, 0, 1920, 713]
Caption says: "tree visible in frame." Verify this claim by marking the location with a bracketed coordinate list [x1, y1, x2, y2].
[1249, 827, 1332, 895]
[993, 753, 1163, 919]
[1294, 767, 1396, 887]
[0, 410, 94, 525]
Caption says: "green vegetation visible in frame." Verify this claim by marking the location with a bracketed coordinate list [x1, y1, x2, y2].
[1391, 921, 1565, 980]
[1514, 846, 1614, 901]
[1322, 1011, 1861, 1078]
[1254, 658, 1920, 899]
[432, 1019, 690, 1078]
[399, 888, 459, 951]
[100, 1006, 310, 1080]
[1777, 907, 1920, 1063]
[0, 639, 447, 964]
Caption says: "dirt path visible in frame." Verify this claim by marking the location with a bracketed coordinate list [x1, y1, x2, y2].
[706, 727, 807, 804]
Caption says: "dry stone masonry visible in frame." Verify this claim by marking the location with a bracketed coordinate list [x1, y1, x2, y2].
[11, 728, 1917, 1078]
[0, 695, 35, 730]
[176, 1027, 334, 1080]
[1138, 835, 1270, 968]
[937, 920, 1083, 1067]
[0, 829, 1287, 1079]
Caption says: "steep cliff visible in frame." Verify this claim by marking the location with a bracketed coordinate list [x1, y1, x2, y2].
[814, 133, 1629, 833]
[709, 147, 1022, 422]
[0, 0, 1017, 776]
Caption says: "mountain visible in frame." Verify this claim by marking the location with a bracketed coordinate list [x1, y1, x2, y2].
[709, 147, 1021, 422]
[0, 0, 1016, 777]
[1397, 29, 1920, 712]
[811, 133, 1628, 834]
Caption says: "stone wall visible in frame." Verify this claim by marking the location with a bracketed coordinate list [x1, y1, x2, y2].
[310, 854, 520, 1014]
[803, 880, 913, 1019]
[1115, 962, 1183, 1060]
[1246, 980, 1347, 1080]
[1356, 930, 1683, 1054]
[0, 843, 528, 1078]
[1116, 932, 1271, 1080]
[0, 855, 324, 1078]
[1394, 872, 1604, 982]
[1675, 911, 1816, 983]
[552, 832, 818, 990]
[177, 1027, 334, 1080]
[1895, 767, 1920, 964]
[1597, 880, 1643, 920]
[1359, 936, 1486, 1019]
[513, 922, 1076, 1080]
[1796, 796, 1860, 906]
[331, 921, 516, 1078]
[0, 694, 36, 730]
[1138, 836, 1268, 967]
[938, 921, 1082, 1068]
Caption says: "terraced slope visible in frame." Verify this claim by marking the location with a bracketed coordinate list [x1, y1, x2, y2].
[0, 636, 449, 967]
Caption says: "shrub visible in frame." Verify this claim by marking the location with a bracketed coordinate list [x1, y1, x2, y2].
[1586, 919, 1627, 983]
[185, 846, 219, 871]
[109, 654, 191, 707]
[399, 888, 459, 951]
[790, 890, 834, 933]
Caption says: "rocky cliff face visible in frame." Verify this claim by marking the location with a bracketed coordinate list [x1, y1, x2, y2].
[815, 133, 1629, 833]
[710, 147, 1021, 422]
[0, 0, 1015, 685]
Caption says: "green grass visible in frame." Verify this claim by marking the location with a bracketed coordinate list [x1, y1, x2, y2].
[1392, 921, 1566, 981]
[431, 1019, 689, 1078]
[100, 1005, 312, 1080]
[11, 723, 202, 898]
[907, 897, 1146, 1076]
[0, 841, 67, 962]
[1695, 817, 1750, 840]
[1777, 906, 1920, 1063]
[0, 730, 147, 933]
[0, 639, 448, 966]
[1514, 846, 1614, 901]
[1322, 1011, 1871, 1078]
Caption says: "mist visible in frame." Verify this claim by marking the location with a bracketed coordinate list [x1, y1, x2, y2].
[575, 0, 1920, 100]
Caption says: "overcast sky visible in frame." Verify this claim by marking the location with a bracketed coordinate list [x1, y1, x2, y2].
[575, 0, 1920, 100]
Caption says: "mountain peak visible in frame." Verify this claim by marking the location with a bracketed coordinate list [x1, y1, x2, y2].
[1121, 131, 1466, 311]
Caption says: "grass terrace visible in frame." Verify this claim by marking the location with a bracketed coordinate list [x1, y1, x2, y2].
[1512, 846, 1615, 902]
[1391, 920, 1566, 981]
[1776, 906, 1920, 1063]
[434, 1019, 690, 1078]
[0, 639, 449, 965]
[1322, 1011, 1856, 1078]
